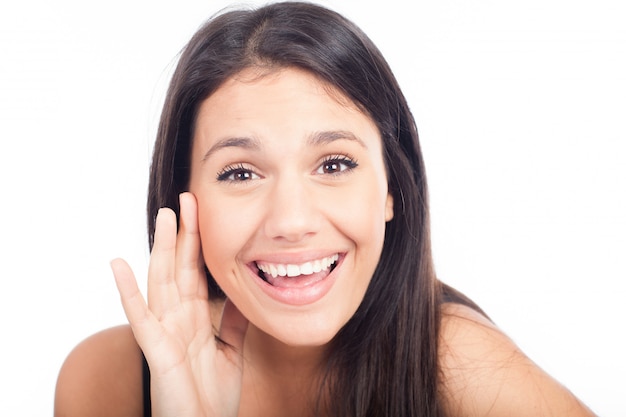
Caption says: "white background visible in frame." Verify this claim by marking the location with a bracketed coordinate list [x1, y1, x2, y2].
[1, 0, 624, 415]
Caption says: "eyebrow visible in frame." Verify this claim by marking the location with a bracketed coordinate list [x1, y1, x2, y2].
[200, 130, 366, 162]
[307, 130, 367, 149]
[201, 136, 262, 162]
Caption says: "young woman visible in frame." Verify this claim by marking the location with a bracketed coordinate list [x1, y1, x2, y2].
[54, 2, 597, 416]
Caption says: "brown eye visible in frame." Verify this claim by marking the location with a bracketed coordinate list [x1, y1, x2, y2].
[232, 170, 254, 181]
[216, 164, 260, 182]
[322, 161, 341, 174]
[316, 155, 358, 175]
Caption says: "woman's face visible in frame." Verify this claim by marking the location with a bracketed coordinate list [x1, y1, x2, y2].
[189, 67, 393, 347]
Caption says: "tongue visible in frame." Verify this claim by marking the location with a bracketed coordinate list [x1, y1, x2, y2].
[265, 269, 330, 288]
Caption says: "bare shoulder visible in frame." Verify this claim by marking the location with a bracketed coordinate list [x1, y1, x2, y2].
[438, 303, 596, 417]
[54, 325, 145, 417]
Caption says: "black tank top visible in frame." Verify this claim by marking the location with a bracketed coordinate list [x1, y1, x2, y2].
[141, 353, 151, 417]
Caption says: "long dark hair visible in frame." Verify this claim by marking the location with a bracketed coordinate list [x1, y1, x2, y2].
[147, 2, 471, 415]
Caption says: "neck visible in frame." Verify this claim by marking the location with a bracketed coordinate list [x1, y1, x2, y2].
[245, 323, 327, 380]
[239, 324, 329, 417]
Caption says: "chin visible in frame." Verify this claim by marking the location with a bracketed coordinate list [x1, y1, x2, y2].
[259, 315, 345, 348]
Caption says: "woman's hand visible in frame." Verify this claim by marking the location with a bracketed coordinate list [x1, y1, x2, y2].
[111, 192, 249, 417]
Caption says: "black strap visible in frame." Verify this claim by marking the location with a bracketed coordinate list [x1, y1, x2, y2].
[141, 353, 152, 417]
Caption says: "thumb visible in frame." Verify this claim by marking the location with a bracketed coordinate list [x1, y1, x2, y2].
[218, 299, 249, 354]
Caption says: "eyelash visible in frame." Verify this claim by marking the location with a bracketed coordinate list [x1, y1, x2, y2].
[216, 163, 258, 182]
[316, 154, 359, 175]
[215, 154, 359, 183]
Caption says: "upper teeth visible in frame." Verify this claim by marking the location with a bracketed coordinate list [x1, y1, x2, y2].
[257, 254, 339, 278]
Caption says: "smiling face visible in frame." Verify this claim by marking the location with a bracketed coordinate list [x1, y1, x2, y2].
[189, 67, 393, 347]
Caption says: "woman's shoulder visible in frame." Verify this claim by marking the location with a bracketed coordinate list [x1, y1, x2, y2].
[54, 325, 145, 417]
[438, 303, 596, 417]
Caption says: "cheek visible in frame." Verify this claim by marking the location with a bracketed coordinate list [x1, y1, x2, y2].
[195, 196, 257, 274]
[331, 182, 389, 253]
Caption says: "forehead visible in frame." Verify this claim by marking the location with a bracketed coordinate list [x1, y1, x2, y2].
[193, 67, 376, 135]
[220, 66, 357, 105]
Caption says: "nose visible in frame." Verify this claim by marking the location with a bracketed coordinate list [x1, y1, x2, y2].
[263, 174, 321, 242]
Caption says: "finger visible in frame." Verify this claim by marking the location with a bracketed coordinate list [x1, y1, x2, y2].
[218, 299, 249, 357]
[111, 258, 158, 344]
[147, 208, 180, 318]
[175, 192, 208, 302]
[111, 258, 179, 373]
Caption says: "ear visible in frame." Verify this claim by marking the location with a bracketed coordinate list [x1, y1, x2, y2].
[385, 193, 394, 222]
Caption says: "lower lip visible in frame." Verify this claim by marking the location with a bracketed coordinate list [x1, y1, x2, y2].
[250, 256, 343, 306]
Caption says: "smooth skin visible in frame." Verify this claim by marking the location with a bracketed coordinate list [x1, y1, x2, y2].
[55, 68, 597, 417]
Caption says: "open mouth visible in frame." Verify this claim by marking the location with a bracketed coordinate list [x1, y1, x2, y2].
[255, 254, 340, 287]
